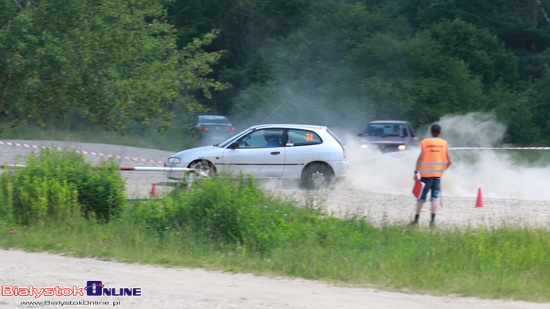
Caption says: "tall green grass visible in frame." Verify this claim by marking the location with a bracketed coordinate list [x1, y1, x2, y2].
[0, 151, 549, 302]
[0, 149, 125, 223]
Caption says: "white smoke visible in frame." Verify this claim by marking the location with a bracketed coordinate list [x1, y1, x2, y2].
[341, 112, 550, 201]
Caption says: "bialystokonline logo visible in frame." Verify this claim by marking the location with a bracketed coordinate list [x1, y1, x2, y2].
[1, 281, 141, 299]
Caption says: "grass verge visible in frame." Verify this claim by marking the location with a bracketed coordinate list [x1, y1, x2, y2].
[1, 175, 549, 303]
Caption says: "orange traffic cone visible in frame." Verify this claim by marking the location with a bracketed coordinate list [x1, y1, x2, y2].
[475, 187, 484, 208]
[151, 183, 158, 198]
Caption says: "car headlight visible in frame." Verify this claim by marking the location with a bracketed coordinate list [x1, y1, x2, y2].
[167, 157, 181, 164]
[398, 145, 406, 151]
[361, 144, 368, 149]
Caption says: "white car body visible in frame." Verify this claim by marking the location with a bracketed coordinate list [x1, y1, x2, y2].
[165, 124, 347, 183]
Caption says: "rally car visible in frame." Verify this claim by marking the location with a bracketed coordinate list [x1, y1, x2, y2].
[166, 124, 348, 188]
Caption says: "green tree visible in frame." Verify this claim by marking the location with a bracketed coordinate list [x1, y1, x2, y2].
[485, 86, 542, 145]
[165, 0, 311, 115]
[428, 19, 520, 91]
[350, 32, 485, 125]
[395, 0, 550, 82]
[0, 0, 227, 132]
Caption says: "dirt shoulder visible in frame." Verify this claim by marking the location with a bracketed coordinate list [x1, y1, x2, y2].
[0, 249, 547, 309]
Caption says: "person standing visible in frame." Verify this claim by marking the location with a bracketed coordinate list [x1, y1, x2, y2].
[411, 124, 452, 226]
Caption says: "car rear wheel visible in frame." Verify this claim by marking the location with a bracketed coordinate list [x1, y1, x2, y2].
[188, 160, 215, 177]
[301, 163, 334, 189]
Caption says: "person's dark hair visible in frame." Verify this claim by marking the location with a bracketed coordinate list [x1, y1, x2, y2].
[431, 124, 441, 135]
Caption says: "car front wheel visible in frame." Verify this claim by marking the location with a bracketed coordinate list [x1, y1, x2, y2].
[300, 163, 334, 189]
[188, 160, 215, 177]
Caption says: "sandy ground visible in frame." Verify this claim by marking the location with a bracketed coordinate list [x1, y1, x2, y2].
[1, 249, 548, 309]
[1, 140, 549, 308]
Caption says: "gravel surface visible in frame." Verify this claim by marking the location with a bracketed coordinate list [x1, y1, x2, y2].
[1, 140, 549, 308]
[1, 249, 548, 309]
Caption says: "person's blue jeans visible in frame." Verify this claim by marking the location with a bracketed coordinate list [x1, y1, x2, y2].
[418, 177, 441, 203]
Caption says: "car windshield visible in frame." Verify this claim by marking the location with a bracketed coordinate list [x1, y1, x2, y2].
[218, 128, 250, 147]
[363, 123, 409, 137]
[199, 116, 231, 125]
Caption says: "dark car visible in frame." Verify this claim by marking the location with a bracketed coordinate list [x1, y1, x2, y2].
[357, 120, 417, 152]
[195, 115, 236, 144]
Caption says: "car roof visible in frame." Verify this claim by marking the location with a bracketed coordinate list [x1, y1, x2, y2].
[368, 120, 409, 125]
[248, 124, 327, 130]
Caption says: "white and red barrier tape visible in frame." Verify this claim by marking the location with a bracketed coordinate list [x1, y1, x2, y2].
[0, 164, 208, 177]
[2, 140, 549, 165]
[0, 141, 166, 164]
[450, 147, 550, 150]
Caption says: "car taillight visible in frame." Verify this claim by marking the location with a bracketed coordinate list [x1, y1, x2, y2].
[226, 127, 235, 131]
[204, 127, 209, 131]
[341, 145, 346, 159]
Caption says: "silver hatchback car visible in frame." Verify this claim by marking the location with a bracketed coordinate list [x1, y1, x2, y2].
[165, 124, 347, 187]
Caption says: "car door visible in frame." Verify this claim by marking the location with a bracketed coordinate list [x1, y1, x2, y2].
[222, 128, 285, 177]
[283, 129, 324, 177]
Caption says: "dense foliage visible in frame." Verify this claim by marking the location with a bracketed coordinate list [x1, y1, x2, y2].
[0, 149, 126, 224]
[0, 0, 227, 132]
[167, 0, 550, 146]
[2, 0, 550, 145]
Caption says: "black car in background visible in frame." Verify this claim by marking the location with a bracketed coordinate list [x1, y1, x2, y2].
[194, 115, 236, 144]
[357, 120, 417, 152]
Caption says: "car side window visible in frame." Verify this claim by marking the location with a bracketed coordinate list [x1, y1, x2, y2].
[286, 130, 322, 146]
[237, 129, 284, 148]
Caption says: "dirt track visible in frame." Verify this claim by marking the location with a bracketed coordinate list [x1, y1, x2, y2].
[1, 249, 548, 309]
[1, 140, 549, 308]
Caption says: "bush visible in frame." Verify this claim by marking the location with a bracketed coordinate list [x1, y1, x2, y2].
[128, 174, 326, 253]
[0, 149, 126, 224]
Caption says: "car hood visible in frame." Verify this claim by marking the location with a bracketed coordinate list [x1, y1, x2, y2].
[360, 136, 412, 145]
[170, 145, 224, 159]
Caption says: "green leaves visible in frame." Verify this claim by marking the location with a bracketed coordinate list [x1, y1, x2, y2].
[0, 0, 227, 132]
[0, 149, 126, 225]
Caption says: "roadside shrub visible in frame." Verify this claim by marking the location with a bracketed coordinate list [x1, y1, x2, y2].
[0, 171, 14, 222]
[76, 159, 126, 221]
[0, 149, 125, 224]
[128, 174, 327, 253]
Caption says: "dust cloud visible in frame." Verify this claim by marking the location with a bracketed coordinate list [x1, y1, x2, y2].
[340, 112, 550, 201]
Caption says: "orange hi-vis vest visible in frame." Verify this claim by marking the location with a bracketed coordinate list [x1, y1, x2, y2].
[418, 137, 449, 178]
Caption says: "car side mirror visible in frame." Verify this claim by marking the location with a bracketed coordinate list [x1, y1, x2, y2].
[228, 142, 239, 149]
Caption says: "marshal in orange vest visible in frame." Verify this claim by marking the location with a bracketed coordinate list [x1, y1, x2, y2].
[418, 138, 449, 178]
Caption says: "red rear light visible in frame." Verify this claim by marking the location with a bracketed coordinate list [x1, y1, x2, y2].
[226, 127, 235, 131]
[204, 127, 209, 131]
[198, 126, 203, 130]
[341, 145, 346, 159]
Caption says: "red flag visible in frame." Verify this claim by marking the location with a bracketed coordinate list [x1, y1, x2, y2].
[412, 180, 425, 199]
